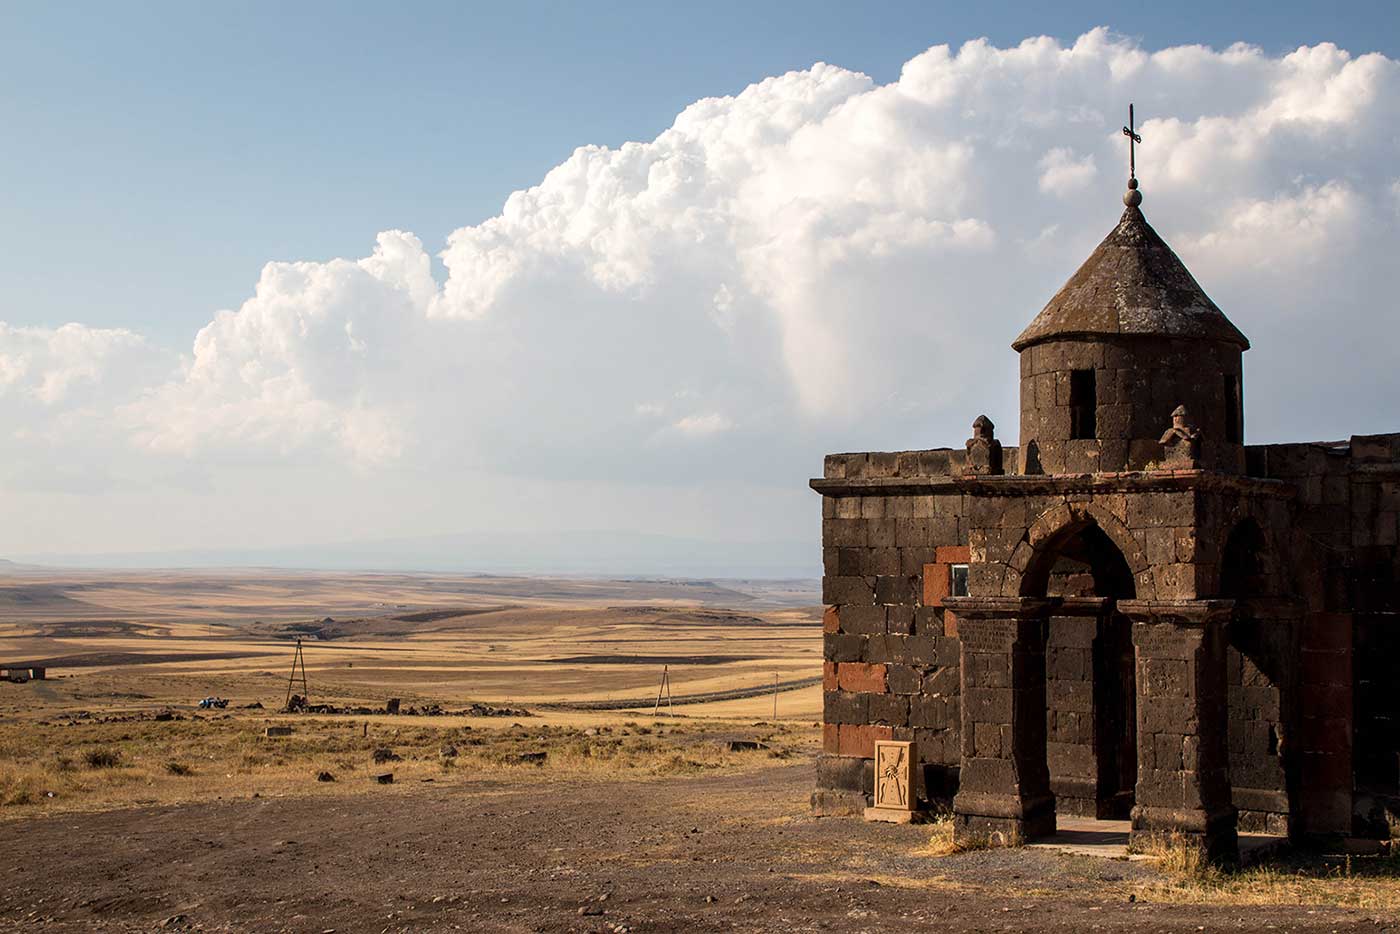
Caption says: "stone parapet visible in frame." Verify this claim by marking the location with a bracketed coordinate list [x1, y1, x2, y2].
[824, 447, 1021, 481]
[812, 470, 1294, 499]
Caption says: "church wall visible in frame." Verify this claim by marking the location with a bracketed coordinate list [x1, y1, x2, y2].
[815, 465, 1216, 815]
[1193, 486, 1300, 833]
[1246, 433, 1400, 837]
[1339, 435, 1399, 836]
[814, 449, 989, 814]
[1226, 640, 1290, 834]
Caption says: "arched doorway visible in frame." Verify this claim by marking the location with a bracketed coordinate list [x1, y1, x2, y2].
[1221, 519, 1268, 599]
[1022, 520, 1138, 820]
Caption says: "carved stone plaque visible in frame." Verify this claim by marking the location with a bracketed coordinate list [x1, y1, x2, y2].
[961, 619, 1016, 654]
[865, 740, 919, 823]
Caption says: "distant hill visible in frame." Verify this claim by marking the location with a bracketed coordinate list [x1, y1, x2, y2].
[11, 529, 819, 580]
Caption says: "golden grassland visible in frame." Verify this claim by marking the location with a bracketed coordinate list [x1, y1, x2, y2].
[0, 569, 824, 713]
[0, 713, 815, 818]
[0, 569, 825, 817]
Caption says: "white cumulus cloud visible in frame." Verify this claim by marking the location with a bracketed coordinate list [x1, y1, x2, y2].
[670, 412, 733, 438]
[1038, 147, 1098, 195]
[0, 323, 150, 405]
[3, 29, 1399, 553]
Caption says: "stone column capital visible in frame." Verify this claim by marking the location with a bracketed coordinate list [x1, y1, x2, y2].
[942, 596, 1058, 620]
[1117, 599, 1234, 627]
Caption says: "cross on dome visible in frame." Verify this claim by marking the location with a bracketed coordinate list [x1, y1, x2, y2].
[1122, 103, 1143, 207]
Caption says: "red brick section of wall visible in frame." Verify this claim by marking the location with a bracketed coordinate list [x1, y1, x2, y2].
[835, 723, 894, 758]
[831, 661, 889, 694]
[923, 545, 970, 636]
[922, 564, 949, 606]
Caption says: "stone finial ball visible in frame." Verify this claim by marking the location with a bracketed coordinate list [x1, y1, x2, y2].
[1123, 187, 1143, 207]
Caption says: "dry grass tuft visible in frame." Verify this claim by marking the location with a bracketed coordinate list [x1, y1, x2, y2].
[82, 748, 123, 769]
[1128, 831, 1400, 910]
[0, 763, 48, 807]
[1130, 831, 1210, 879]
[921, 814, 986, 857]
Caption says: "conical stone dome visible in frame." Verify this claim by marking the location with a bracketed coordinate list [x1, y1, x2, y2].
[1013, 205, 1249, 352]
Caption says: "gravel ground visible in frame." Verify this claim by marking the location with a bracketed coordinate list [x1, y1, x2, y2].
[1, 762, 1395, 933]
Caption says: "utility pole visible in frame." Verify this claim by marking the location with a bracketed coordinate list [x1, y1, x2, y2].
[653, 665, 673, 717]
[284, 639, 309, 710]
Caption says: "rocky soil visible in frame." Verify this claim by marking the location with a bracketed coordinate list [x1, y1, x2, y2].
[0, 762, 1394, 933]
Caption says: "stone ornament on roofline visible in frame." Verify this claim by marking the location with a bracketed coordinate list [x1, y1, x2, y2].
[1159, 404, 1202, 468]
[965, 414, 1004, 475]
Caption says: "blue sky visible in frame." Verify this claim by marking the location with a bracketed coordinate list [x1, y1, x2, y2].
[3, 1, 1396, 342]
[0, 4, 1397, 569]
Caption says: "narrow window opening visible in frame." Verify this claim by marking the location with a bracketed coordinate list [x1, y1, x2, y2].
[949, 564, 969, 598]
[1070, 369, 1097, 440]
[1224, 373, 1243, 443]
[1267, 724, 1279, 757]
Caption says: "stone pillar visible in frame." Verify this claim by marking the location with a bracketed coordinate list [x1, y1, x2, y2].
[945, 596, 1056, 845]
[1121, 599, 1238, 863]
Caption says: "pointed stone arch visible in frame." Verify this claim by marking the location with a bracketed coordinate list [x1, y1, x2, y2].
[1005, 502, 1150, 599]
[1216, 514, 1291, 601]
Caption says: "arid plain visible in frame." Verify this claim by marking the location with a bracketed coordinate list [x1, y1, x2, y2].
[0, 570, 823, 718]
[1, 570, 1397, 933]
[0, 570, 824, 813]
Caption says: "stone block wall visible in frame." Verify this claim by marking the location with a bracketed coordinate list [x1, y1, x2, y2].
[814, 449, 981, 814]
[1332, 435, 1399, 835]
[1226, 645, 1289, 833]
[1246, 433, 1400, 836]
[1045, 615, 1099, 815]
[1299, 612, 1354, 835]
[969, 485, 1205, 602]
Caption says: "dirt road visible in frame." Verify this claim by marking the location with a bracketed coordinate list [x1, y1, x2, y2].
[1, 763, 1393, 933]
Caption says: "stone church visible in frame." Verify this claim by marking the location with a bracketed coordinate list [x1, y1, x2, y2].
[810, 164, 1399, 860]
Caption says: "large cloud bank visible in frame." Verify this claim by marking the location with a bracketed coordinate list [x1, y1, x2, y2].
[3, 30, 1398, 553]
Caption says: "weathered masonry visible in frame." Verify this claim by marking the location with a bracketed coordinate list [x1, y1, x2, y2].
[810, 175, 1400, 861]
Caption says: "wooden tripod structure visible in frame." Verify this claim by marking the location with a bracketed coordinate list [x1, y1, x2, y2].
[284, 638, 310, 709]
[652, 664, 674, 717]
